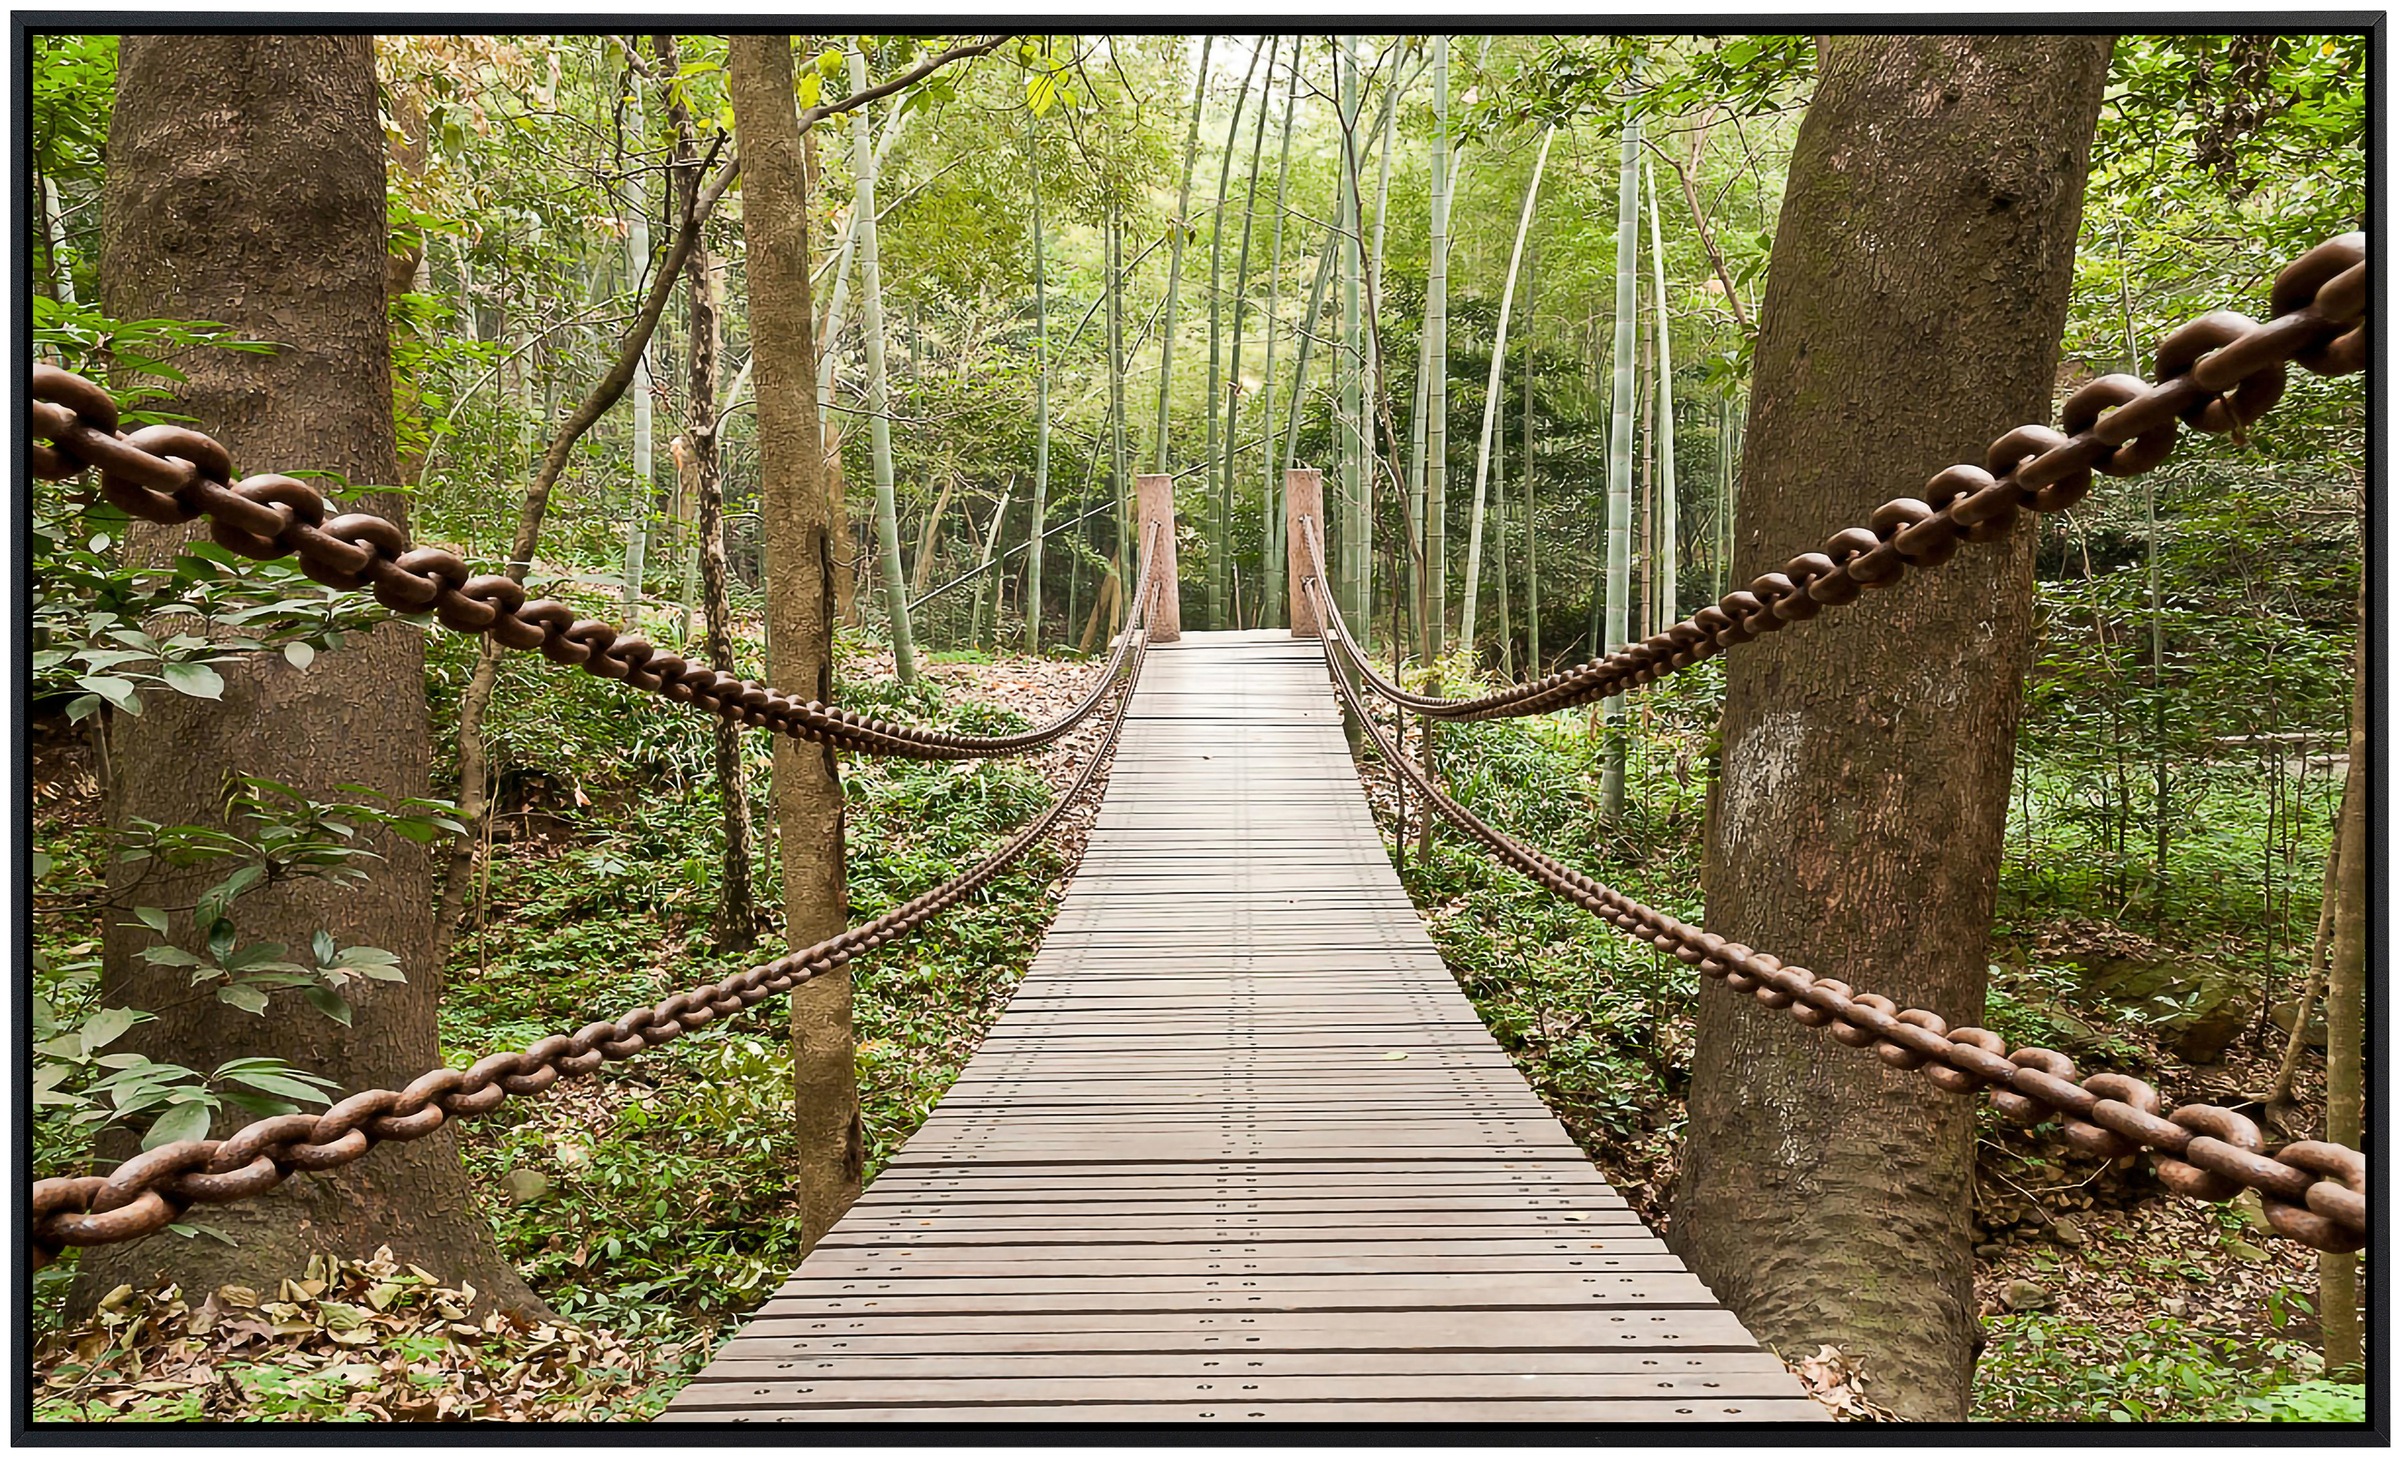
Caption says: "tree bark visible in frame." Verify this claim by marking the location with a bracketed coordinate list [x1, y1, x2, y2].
[658, 33, 757, 954]
[848, 45, 919, 682]
[1668, 35, 2109, 1420]
[1205, 43, 1259, 629]
[1154, 36, 1215, 475]
[1522, 236, 1539, 676]
[2319, 581, 2365, 1370]
[1025, 108, 1050, 653]
[1645, 157, 1679, 633]
[1600, 102, 1639, 820]
[729, 35, 861, 1254]
[1256, 49, 1300, 629]
[1424, 38, 1452, 657]
[81, 33, 538, 1316]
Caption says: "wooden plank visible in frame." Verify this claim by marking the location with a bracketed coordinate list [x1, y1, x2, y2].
[663, 633, 1812, 1425]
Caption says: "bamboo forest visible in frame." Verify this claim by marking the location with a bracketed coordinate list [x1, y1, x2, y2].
[24, 29, 2374, 1428]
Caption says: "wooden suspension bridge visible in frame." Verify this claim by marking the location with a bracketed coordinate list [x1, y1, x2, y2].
[661, 628, 1824, 1424]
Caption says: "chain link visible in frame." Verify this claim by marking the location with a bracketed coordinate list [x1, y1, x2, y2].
[28, 531, 1160, 1264]
[1304, 561, 2365, 1252]
[1342, 231, 2366, 722]
[30, 361, 1157, 761]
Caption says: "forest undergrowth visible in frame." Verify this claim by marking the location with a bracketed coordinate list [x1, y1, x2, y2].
[32, 644, 1113, 1421]
[1348, 655, 2362, 1423]
[33, 637, 2360, 1422]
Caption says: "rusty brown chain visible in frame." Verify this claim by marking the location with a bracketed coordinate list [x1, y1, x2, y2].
[1345, 231, 2367, 721]
[29, 554, 1161, 1266]
[30, 359, 1156, 761]
[1302, 563, 2365, 1253]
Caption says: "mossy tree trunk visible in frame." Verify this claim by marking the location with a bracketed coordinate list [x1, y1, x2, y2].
[1668, 33, 2110, 1420]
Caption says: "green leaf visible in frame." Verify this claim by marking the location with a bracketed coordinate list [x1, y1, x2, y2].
[313, 929, 337, 964]
[222, 1067, 338, 1103]
[283, 640, 316, 670]
[139, 944, 204, 968]
[159, 661, 225, 700]
[197, 862, 266, 926]
[142, 1100, 214, 1149]
[134, 906, 171, 934]
[217, 984, 270, 1015]
[303, 984, 354, 1026]
[80, 1006, 151, 1050]
[76, 673, 135, 708]
[329, 945, 405, 981]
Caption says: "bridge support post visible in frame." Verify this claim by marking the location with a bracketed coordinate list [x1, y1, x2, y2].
[1133, 472, 1181, 643]
[1284, 467, 1324, 639]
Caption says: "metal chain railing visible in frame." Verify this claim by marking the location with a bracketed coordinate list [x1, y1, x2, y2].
[1342, 231, 2366, 721]
[1303, 562, 2365, 1252]
[28, 528, 1160, 1265]
[30, 359, 1151, 761]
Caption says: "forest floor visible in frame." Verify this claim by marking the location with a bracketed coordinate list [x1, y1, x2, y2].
[30, 648, 2358, 1423]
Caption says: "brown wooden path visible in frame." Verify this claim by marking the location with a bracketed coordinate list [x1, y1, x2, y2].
[662, 631, 1823, 1424]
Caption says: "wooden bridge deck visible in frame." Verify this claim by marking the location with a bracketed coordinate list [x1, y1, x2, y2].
[662, 631, 1823, 1425]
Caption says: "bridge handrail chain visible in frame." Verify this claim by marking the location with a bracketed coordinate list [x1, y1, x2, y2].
[1341, 231, 2365, 722]
[30, 360, 1157, 762]
[26, 532, 1164, 1266]
[1300, 564, 2366, 1253]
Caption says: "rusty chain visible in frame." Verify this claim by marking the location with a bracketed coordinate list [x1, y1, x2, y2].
[1302, 560, 2365, 1253]
[30, 358, 1155, 761]
[29, 542, 1161, 1266]
[1345, 231, 2367, 721]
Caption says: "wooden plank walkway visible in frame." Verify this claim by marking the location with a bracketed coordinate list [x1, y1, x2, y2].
[662, 631, 1824, 1425]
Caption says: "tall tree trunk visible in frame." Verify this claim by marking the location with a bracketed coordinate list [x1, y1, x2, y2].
[659, 32, 756, 954]
[2319, 580, 2365, 1370]
[729, 34, 861, 1253]
[621, 76, 658, 618]
[2267, 821, 2337, 1109]
[1227, 37, 1274, 632]
[849, 44, 917, 681]
[1424, 37, 1452, 657]
[1205, 42, 1260, 629]
[1639, 313, 1656, 639]
[911, 471, 958, 594]
[1645, 157, 1680, 634]
[1523, 236, 1540, 675]
[969, 485, 1011, 650]
[1154, 36, 1215, 473]
[1599, 101, 1639, 820]
[1668, 34, 2109, 1419]
[1336, 36, 1367, 642]
[1495, 378, 1512, 678]
[1258, 45, 1299, 627]
[1024, 110, 1050, 653]
[81, 33, 538, 1316]
[1354, 46, 1403, 644]
[1407, 325, 1432, 653]
[1459, 127, 1554, 654]
[1106, 205, 1131, 612]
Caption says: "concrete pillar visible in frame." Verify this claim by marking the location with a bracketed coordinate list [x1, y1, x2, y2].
[1284, 467, 1325, 639]
[1133, 472, 1181, 643]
